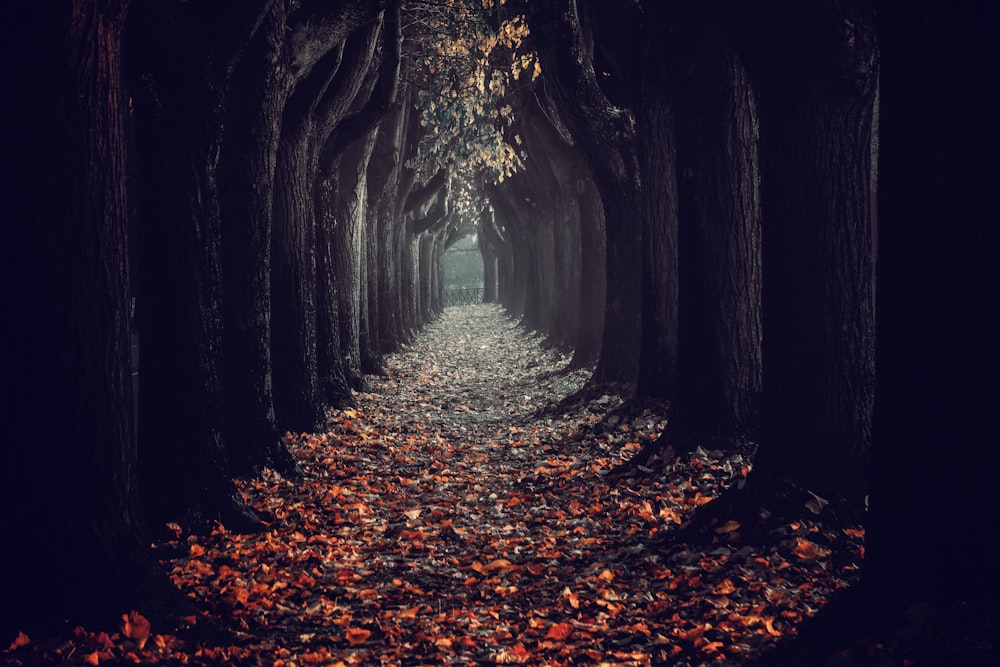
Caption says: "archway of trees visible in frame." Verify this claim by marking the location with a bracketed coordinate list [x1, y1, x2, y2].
[3, 0, 997, 663]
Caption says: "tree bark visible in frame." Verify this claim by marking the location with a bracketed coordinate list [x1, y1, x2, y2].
[741, 0, 878, 502]
[2, 0, 172, 633]
[866, 0, 1000, 605]
[529, 0, 642, 385]
[634, 56, 680, 399]
[220, 3, 297, 476]
[128, 0, 267, 529]
[670, 5, 763, 441]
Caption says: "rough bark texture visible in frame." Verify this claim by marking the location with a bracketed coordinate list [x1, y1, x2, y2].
[634, 60, 680, 399]
[571, 173, 606, 368]
[220, 4, 294, 475]
[333, 132, 378, 390]
[670, 6, 762, 441]
[2, 0, 168, 633]
[866, 0, 1000, 605]
[128, 0, 267, 529]
[272, 109, 326, 432]
[741, 0, 877, 502]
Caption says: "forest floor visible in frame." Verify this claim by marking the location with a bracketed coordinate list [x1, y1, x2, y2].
[7, 304, 986, 666]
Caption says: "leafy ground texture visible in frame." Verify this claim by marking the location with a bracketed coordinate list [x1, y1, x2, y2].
[6, 305, 876, 666]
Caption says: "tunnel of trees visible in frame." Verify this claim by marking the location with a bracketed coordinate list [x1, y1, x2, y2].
[2, 0, 998, 661]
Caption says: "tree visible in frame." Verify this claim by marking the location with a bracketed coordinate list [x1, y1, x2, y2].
[127, 0, 274, 529]
[2, 0, 170, 634]
[220, 3, 297, 476]
[866, 0, 1000, 607]
[740, 0, 878, 502]
[668, 2, 762, 442]
[528, 0, 644, 386]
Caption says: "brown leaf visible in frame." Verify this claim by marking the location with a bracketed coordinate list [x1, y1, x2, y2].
[545, 622, 572, 641]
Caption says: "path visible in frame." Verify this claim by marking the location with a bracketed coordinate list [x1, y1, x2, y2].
[14, 306, 864, 666]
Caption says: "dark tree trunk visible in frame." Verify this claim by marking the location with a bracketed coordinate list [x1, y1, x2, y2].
[334, 132, 378, 390]
[634, 60, 680, 399]
[128, 1, 266, 529]
[550, 186, 582, 350]
[865, 0, 1000, 606]
[220, 4, 297, 476]
[480, 237, 499, 303]
[571, 172, 606, 368]
[2, 0, 172, 634]
[315, 171, 357, 409]
[741, 0, 878, 502]
[670, 7, 763, 441]
[272, 117, 325, 432]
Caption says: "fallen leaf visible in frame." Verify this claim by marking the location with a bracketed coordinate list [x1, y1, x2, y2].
[715, 519, 741, 534]
[792, 537, 831, 559]
[121, 611, 151, 649]
[344, 627, 371, 645]
[7, 631, 29, 650]
[545, 622, 572, 641]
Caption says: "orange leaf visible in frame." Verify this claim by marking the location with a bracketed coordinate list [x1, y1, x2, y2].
[545, 622, 572, 641]
[344, 627, 371, 645]
[397, 607, 420, 620]
[715, 519, 741, 534]
[597, 568, 614, 583]
[83, 651, 101, 666]
[121, 611, 151, 649]
[714, 578, 737, 595]
[8, 631, 30, 650]
[482, 558, 514, 573]
[792, 537, 831, 559]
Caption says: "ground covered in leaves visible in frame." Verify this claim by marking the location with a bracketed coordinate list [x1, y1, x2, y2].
[7, 305, 873, 666]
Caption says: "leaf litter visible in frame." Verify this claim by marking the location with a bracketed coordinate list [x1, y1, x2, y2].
[4, 304, 868, 666]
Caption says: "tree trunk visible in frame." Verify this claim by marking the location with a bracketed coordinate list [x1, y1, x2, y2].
[634, 65, 680, 398]
[529, 0, 642, 386]
[334, 132, 378, 389]
[2, 0, 171, 633]
[315, 169, 357, 409]
[865, 0, 1000, 606]
[571, 172, 606, 368]
[220, 4, 296, 475]
[272, 120, 325, 432]
[128, 1, 264, 530]
[741, 0, 878, 502]
[671, 7, 763, 441]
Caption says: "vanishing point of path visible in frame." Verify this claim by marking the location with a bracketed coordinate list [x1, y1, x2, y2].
[140, 305, 860, 665]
